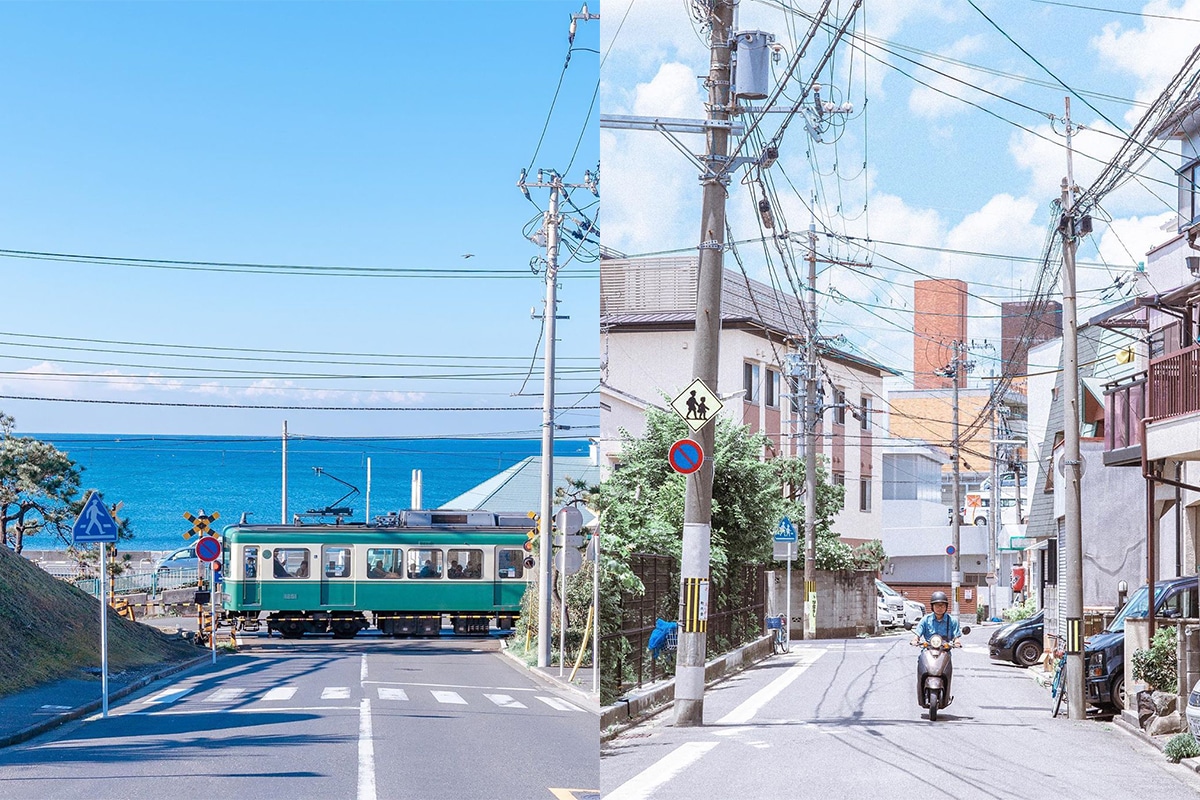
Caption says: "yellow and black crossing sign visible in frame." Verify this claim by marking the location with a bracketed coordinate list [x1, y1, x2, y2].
[682, 577, 709, 633]
[183, 509, 220, 540]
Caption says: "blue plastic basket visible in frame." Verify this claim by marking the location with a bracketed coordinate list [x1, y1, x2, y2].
[766, 615, 785, 630]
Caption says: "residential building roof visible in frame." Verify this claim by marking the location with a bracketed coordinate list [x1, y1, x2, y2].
[439, 455, 600, 523]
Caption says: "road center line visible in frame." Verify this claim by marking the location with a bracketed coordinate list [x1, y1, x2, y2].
[360, 653, 368, 683]
[358, 698, 376, 800]
[717, 651, 824, 725]
[605, 742, 719, 800]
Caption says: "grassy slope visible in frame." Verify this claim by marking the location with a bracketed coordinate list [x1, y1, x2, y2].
[0, 546, 201, 696]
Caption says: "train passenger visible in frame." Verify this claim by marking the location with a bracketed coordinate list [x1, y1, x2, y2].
[369, 560, 386, 579]
[448, 560, 464, 579]
[419, 559, 436, 578]
[273, 552, 289, 578]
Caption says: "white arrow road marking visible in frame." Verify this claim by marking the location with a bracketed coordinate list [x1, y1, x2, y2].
[605, 741, 719, 800]
[717, 650, 825, 725]
[431, 691, 467, 705]
[484, 694, 526, 709]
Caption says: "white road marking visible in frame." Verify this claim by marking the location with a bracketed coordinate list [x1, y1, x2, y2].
[605, 742, 720, 800]
[38, 705, 72, 711]
[717, 650, 825, 725]
[431, 691, 467, 705]
[358, 698, 376, 800]
[322, 687, 351, 699]
[203, 688, 246, 703]
[484, 694, 526, 709]
[377, 687, 409, 701]
[143, 686, 194, 705]
[535, 696, 584, 712]
[360, 653, 368, 682]
[262, 687, 297, 701]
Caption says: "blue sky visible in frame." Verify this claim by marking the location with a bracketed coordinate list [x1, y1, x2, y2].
[0, 1, 599, 438]
[601, 0, 1200, 386]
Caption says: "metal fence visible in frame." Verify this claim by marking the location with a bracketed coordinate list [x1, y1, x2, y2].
[73, 567, 199, 598]
[601, 553, 767, 700]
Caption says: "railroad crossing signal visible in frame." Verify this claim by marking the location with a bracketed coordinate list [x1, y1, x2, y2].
[183, 509, 220, 540]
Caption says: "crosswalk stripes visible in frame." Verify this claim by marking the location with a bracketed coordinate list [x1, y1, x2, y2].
[139, 682, 584, 714]
[484, 694, 527, 709]
[431, 690, 467, 705]
[535, 696, 584, 712]
[144, 687, 194, 704]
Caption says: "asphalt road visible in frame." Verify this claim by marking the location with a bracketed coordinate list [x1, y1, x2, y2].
[0, 632, 598, 800]
[601, 632, 1200, 799]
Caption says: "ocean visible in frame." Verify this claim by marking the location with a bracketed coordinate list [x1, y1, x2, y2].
[29, 434, 590, 552]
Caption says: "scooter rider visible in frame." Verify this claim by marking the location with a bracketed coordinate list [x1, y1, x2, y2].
[913, 591, 962, 704]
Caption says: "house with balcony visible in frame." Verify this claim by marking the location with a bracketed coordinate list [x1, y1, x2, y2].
[599, 254, 900, 543]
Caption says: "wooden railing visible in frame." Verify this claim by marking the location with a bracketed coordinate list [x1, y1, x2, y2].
[1149, 342, 1200, 421]
[1103, 374, 1145, 452]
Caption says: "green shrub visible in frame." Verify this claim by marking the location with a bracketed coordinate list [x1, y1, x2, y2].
[1131, 626, 1178, 694]
[1002, 595, 1037, 622]
[1164, 733, 1200, 763]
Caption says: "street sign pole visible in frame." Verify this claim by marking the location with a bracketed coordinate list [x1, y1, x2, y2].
[99, 541, 109, 718]
[785, 542, 792, 647]
[210, 560, 217, 664]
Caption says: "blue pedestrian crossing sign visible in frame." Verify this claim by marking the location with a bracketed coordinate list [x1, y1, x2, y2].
[72, 491, 119, 545]
[775, 517, 798, 543]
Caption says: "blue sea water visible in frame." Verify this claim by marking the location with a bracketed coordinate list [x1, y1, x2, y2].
[32, 435, 590, 552]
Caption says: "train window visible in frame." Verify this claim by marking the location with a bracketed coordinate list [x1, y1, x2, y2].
[407, 548, 443, 579]
[497, 548, 524, 579]
[366, 548, 403, 579]
[447, 549, 482, 579]
[244, 547, 258, 579]
[272, 548, 311, 579]
[323, 545, 352, 578]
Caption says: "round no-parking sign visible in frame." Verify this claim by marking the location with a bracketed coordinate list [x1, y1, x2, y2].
[669, 438, 704, 475]
[196, 535, 221, 563]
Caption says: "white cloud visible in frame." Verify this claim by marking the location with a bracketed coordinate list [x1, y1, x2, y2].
[1090, 1, 1200, 124]
[907, 35, 1019, 120]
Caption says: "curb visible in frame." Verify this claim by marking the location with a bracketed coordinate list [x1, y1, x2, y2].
[0, 652, 214, 750]
[601, 633, 774, 740]
[497, 639, 600, 710]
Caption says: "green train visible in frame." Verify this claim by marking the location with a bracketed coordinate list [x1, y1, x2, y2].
[217, 509, 536, 638]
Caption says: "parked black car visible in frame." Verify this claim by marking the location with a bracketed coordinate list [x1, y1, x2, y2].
[1085, 576, 1198, 711]
[989, 610, 1044, 667]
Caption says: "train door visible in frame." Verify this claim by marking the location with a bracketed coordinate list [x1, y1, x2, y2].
[494, 547, 526, 606]
[241, 546, 261, 606]
[320, 545, 355, 606]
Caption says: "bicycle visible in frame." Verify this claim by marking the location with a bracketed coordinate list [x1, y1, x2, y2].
[1050, 648, 1068, 718]
[767, 614, 789, 654]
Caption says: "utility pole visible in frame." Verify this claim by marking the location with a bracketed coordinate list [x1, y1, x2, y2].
[989, 395, 999, 619]
[281, 420, 288, 524]
[674, 0, 734, 727]
[950, 340, 963, 620]
[802, 222, 819, 640]
[1059, 96, 1086, 718]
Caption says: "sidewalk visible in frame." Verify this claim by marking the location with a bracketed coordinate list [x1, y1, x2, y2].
[0, 613, 208, 749]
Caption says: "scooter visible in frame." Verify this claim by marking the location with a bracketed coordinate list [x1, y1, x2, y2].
[914, 627, 970, 721]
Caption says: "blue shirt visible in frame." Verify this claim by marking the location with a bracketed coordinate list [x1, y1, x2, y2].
[916, 612, 961, 643]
